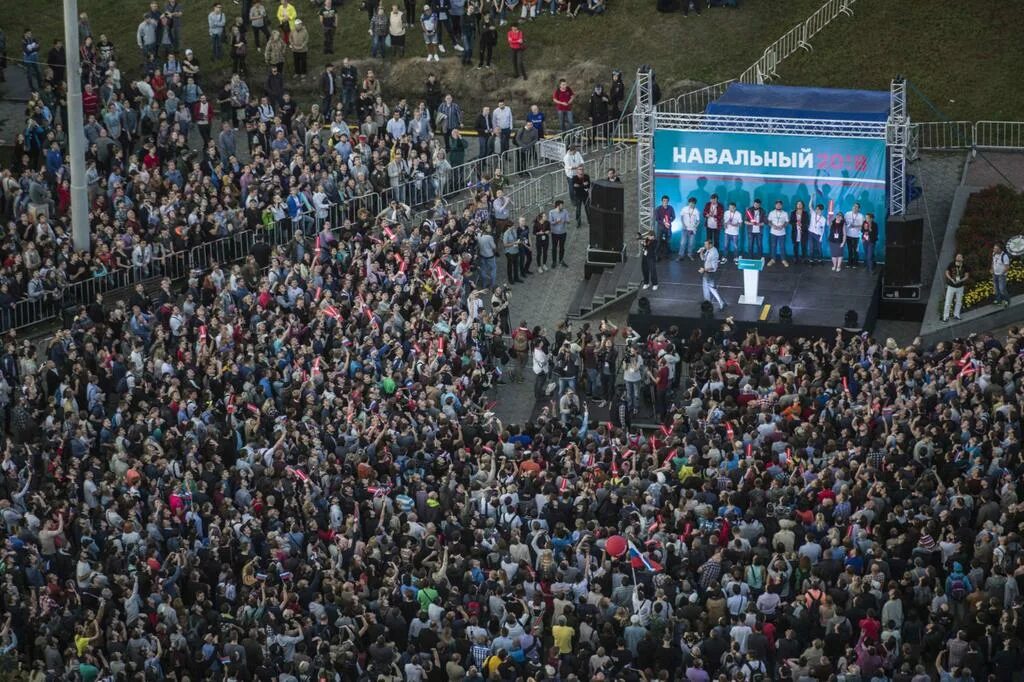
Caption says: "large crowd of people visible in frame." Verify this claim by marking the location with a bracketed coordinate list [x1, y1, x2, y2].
[1, 2, 1023, 682]
[0, 0, 628, 325]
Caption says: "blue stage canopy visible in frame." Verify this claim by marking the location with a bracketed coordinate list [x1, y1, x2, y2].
[705, 83, 891, 122]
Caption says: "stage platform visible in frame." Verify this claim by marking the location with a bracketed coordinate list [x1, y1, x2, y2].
[627, 258, 882, 338]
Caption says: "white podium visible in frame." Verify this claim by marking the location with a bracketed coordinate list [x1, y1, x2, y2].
[737, 258, 765, 305]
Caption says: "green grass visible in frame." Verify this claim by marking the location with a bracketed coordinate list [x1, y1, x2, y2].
[17, 0, 1021, 123]
[19, 0, 828, 114]
[776, 0, 1024, 122]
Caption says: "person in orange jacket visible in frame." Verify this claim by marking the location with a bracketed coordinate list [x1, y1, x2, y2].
[507, 23, 526, 80]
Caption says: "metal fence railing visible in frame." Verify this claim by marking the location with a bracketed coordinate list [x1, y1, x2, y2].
[914, 120, 1024, 152]
[975, 121, 1024, 150]
[654, 0, 857, 118]
[658, 80, 736, 116]
[914, 121, 975, 151]
[738, 0, 857, 85]
[1, 142, 637, 334]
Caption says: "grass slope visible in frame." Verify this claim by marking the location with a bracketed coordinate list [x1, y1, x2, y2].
[776, 0, 1024, 122]
[19, 0, 826, 113]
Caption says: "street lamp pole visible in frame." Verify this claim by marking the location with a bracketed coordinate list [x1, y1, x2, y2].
[63, 0, 90, 252]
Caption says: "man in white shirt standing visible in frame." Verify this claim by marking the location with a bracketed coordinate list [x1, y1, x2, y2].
[992, 241, 1011, 306]
[677, 197, 700, 261]
[492, 98, 514, 153]
[809, 203, 827, 264]
[563, 144, 583, 195]
[698, 239, 726, 311]
[532, 338, 549, 398]
[843, 202, 865, 267]
[723, 201, 742, 263]
[767, 199, 789, 267]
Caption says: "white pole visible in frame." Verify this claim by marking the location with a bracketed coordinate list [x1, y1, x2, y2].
[63, 0, 90, 252]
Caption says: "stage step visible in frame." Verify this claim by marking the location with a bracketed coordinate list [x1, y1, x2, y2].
[573, 259, 640, 319]
[625, 256, 643, 288]
[594, 269, 617, 305]
[613, 257, 636, 294]
[569, 275, 603, 318]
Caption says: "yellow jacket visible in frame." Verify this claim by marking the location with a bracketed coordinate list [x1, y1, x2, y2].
[277, 2, 297, 29]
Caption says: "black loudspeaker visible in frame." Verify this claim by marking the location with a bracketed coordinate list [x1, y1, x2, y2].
[886, 214, 924, 247]
[590, 180, 625, 213]
[885, 214, 924, 286]
[589, 206, 625, 253]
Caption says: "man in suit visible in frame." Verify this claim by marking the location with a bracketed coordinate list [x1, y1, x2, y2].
[319, 62, 336, 115]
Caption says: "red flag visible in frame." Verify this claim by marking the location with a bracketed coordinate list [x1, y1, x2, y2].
[437, 337, 445, 356]
[659, 424, 671, 436]
[746, 443, 752, 458]
[842, 376, 849, 393]
[315, 236, 321, 255]
[725, 422, 734, 442]
[314, 287, 321, 301]
[383, 226, 395, 241]
[662, 448, 677, 468]
[323, 305, 340, 320]
[199, 325, 207, 342]
[247, 403, 260, 414]
[560, 477, 569, 492]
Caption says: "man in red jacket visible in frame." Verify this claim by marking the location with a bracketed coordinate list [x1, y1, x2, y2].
[552, 79, 575, 131]
[507, 23, 526, 80]
[703, 193, 724, 249]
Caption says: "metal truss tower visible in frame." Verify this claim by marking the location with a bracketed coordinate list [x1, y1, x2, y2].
[634, 67, 655, 236]
[887, 76, 910, 216]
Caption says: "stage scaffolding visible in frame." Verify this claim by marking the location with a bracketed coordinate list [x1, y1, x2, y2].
[887, 77, 911, 216]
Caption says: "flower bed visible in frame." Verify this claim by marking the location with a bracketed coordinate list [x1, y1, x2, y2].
[953, 185, 1024, 312]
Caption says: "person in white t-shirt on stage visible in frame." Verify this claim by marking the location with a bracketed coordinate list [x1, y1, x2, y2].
[808, 203, 827, 264]
[723, 201, 742, 263]
[843, 202, 865, 267]
[767, 199, 789, 267]
[678, 197, 700, 261]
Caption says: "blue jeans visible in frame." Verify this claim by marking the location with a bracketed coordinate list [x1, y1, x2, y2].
[371, 34, 387, 57]
[747, 230, 763, 257]
[211, 33, 223, 60]
[625, 379, 640, 411]
[863, 241, 875, 272]
[341, 87, 356, 116]
[770, 234, 786, 261]
[724, 233, 740, 260]
[702, 273, 724, 308]
[558, 110, 574, 131]
[994, 273, 1009, 303]
[678, 230, 697, 258]
[808, 236, 824, 261]
[557, 376, 576, 398]
[586, 368, 600, 397]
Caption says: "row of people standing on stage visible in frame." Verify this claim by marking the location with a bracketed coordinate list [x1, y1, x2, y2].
[655, 194, 881, 272]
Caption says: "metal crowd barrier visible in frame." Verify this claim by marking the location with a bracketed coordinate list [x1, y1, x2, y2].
[913, 120, 1024, 152]
[738, 0, 858, 85]
[3, 139, 639, 334]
